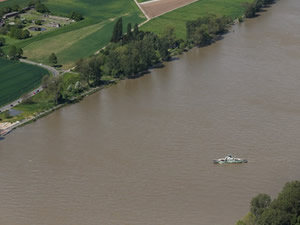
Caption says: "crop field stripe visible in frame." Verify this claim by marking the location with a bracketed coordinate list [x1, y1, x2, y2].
[0, 59, 49, 107]
[141, 0, 252, 39]
[1, 0, 146, 68]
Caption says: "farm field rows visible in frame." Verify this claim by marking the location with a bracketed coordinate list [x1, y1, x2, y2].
[1, 0, 146, 68]
[141, 0, 251, 39]
[0, 58, 49, 107]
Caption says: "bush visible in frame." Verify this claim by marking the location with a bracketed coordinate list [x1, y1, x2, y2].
[69, 12, 83, 21]
[35, 3, 50, 13]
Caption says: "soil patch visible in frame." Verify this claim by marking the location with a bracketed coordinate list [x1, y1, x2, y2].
[140, 0, 198, 19]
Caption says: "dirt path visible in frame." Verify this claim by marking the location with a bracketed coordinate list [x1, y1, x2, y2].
[139, 0, 199, 19]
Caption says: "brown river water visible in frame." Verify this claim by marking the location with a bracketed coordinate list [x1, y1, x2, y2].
[1, 0, 300, 224]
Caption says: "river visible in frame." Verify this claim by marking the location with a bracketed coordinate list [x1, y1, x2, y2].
[1, 0, 300, 224]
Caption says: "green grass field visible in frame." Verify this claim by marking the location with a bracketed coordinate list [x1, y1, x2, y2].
[141, 0, 251, 39]
[0, 58, 49, 107]
[1, 0, 146, 68]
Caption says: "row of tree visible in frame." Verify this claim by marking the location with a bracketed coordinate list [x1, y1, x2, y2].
[10, 27, 30, 39]
[0, 0, 50, 17]
[0, 39, 23, 60]
[244, 0, 276, 18]
[76, 15, 232, 86]
[75, 18, 184, 86]
[237, 181, 300, 225]
[186, 14, 232, 47]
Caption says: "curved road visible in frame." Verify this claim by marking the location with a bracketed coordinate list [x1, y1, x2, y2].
[20, 59, 59, 76]
[0, 59, 59, 113]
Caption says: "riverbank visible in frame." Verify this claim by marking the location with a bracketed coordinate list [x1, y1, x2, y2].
[0, 0, 298, 224]
[0, 0, 273, 137]
[0, 77, 118, 137]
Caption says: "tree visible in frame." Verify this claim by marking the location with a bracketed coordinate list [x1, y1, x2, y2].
[0, 48, 4, 57]
[111, 17, 123, 43]
[237, 181, 300, 225]
[69, 11, 83, 21]
[21, 29, 30, 39]
[10, 27, 22, 39]
[46, 76, 63, 104]
[0, 37, 5, 47]
[257, 208, 291, 225]
[41, 75, 50, 88]
[245, 3, 257, 18]
[126, 23, 132, 41]
[35, 3, 50, 13]
[16, 47, 23, 58]
[250, 193, 271, 218]
[158, 37, 171, 61]
[49, 53, 58, 65]
[8, 46, 17, 59]
[78, 55, 104, 85]
[162, 26, 176, 48]
[12, 4, 20, 12]
[133, 23, 139, 40]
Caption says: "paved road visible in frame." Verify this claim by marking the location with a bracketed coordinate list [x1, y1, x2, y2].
[20, 59, 59, 76]
[0, 59, 59, 113]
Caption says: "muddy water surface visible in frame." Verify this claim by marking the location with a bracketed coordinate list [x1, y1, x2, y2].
[1, 0, 300, 224]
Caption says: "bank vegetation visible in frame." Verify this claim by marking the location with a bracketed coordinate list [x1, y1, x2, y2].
[236, 181, 300, 225]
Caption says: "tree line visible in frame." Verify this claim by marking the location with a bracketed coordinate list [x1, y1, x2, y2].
[75, 14, 233, 87]
[237, 181, 300, 225]
[0, 37, 23, 60]
[244, 0, 276, 18]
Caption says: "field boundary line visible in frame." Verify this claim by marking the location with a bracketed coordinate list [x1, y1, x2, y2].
[133, 0, 150, 20]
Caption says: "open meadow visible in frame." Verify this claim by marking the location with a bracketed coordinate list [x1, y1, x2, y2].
[0, 58, 49, 107]
[141, 0, 252, 39]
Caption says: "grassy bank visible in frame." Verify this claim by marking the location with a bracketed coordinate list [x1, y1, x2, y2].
[141, 0, 252, 39]
[0, 71, 116, 123]
[0, 58, 49, 107]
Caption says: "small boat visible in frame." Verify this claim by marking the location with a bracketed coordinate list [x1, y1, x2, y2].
[213, 154, 248, 164]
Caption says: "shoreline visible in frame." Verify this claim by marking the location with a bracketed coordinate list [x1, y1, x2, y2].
[0, 0, 272, 138]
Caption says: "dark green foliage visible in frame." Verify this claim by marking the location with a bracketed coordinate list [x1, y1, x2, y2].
[257, 208, 291, 225]
[11, 4, 20, 12]
[122, 22, 132, 43]
[0, 37, 5, 47]
[28, 0, 41, 7]
[250, 193, 271, 218]
[111, 17, 123, 43]
[186, 14, 231, 46]
[244, 0, 275, 18]
[133, 23, 139, 40]
[49, 53, 58, 65]
[35, 20, 42, 25]
[76, 55, 104, 86]
[10, 27, 30, 39]
[0, 26, 9, 35]
[21, 29, 30, 39]
[69, 11, 83, 21]
[1, 7, 12, 14]
[0, 48, 4, 57]
[8, 45, 17, 59]
[35, 3, 50, 13]
[244, 3, 257, 18]
[238, 181, 300, 225]
[8, 45, 23, 60]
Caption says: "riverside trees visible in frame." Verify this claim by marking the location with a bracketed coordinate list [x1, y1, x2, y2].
[186, 14, 232, 47]
[236, 181, 300, 225]
[76, 15, 233, 83]
[244, 0, 276, 18]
